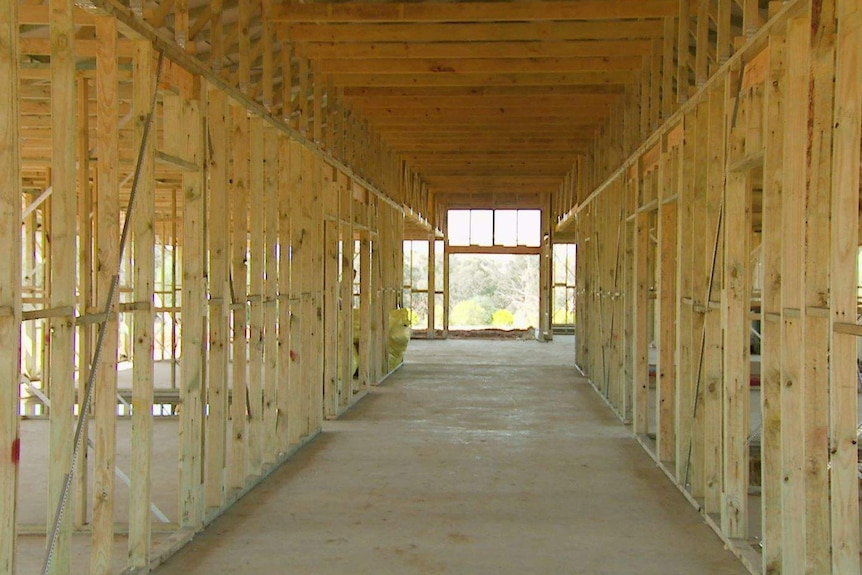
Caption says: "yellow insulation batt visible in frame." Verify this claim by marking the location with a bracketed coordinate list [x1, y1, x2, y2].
[347, 308, 412, 375]
[388, 308, 412, 371]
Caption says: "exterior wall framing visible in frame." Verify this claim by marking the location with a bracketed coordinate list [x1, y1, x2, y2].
[2, 2, 421, 571]
[559, 1, 862, 573]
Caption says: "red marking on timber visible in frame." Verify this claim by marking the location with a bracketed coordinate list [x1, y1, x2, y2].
[11, 438, 20, 464]
[289, 350, 299, 362]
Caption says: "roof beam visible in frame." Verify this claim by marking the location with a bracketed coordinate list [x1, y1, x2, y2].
[325, 72, 634, 87]
[343, 85, 625, 97]
[304, 40, 652, 60]
[285, 21, 665, 43]
[346, 95, 616, 109]
[272, 1, 677, 22]
[360, 107, 610, 120]
[316, 57, 642, 75]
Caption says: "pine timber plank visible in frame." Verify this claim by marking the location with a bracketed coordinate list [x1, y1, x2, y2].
[359, 190, 372, 391]
[313, 158, 326, 427]
[306, 40, 652, 60]
[674, 111, 694, 484]
[237, 0, 250, 90]
[286, 21, 665, 43]
[316, 57, 643, 75]
[632, 208, 650, 435]
[276, 135, 294, 452]
[262, 126, 279, 464]
[650, 39, 662, 130]
[178, 94, 205, 528]
[803, 1, 836, 570]
[210, 0, 223, 71]
[129, 40, 156, 569]
[688, 100, 709, 501]
[661, 17, 676, 118]
[656, 148, 677, 464]
[205, 87, 230, 512]
[324, 72, 635, 88]
[702, 79, 725, 516]
[323, 165, 340, 418]
[339, 171, 355, 404]
[760, 33, 785, 575]
[229, 104, 249, 491]
[721, 93, 750, 538]
[427, 233, 436, 338]
[272, 0, 677, 22]
[248, 116, 265, 476]
[74, 75, 92, 530]
[677, 0, 690, 102]
[47, 0, 77, 569]
[260, 0, 273, 109]
[0, 0, 20, 571]
[312, 62, 323, 143]
[298, 55, 309, 134]
[829, 1, 862, 572]
[286, 140, 304, 446]
[92, 17, 120, 575]
[298, 148, 313, 437]
[695, 0, 709, 85]
[779, 15, 810, 572]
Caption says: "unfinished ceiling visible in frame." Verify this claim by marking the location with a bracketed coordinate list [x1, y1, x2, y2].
[17, 0, 764, 216]
[273, 0, 666, 204]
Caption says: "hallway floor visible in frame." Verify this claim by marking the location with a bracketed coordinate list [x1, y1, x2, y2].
[152, 337, 747, 575]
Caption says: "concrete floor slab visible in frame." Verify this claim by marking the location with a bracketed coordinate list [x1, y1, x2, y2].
[151, 337, 747, 575]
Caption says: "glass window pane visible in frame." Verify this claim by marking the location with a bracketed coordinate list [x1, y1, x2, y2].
[517, 210, 541, 247]
[494, 210, 518, 246]
[470, 210, 493, 246]
[448, 210, 470, 246]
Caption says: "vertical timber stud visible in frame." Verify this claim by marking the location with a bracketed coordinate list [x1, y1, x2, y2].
[632, 208, 649, 436]
[656, 143, 677, 464]
[830, 1, 862, 572]
[299, 147, 314, 438]
[75, 76, 92, 530]
[276, 136, 294, 453]
[721, 94, 750, 538]
[262, 126, 280, 464]
[48, 0, 76, 569]
[662, 17, 676, 119]
[248, 117, 265, 476]
[262, 127, 279, 464]
[323, 165, 339, 419]
[229, 105, 249, 492]
[286, 140, 303, 447]
[93, 17, 119, 575]
[703, 79, 725, 516]
[780, 16, 810, 573]
[695, 0, 709, 86]
[339, 172, 354, 405]
[622, 180, 635, 420]
[178, 94, 206, 528]
[129, 41, 156, 569]
[359, 191, 372, 389]
[761, 33, 785, 575]
[0, 0, 20, 571]
[804, 1, 836, 570]
[427, 234, 436, 338]
[675, 112, 695, 484]
[312, 158, 325, 428]
[443, 232, 450, 338]
[540, 205, 553, 341]
[689, 100, 709, 501]
[677, 0, 690, 102]
[206, 88, 230, 512]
